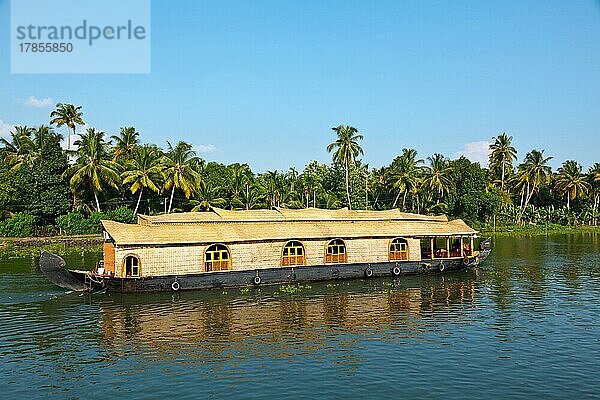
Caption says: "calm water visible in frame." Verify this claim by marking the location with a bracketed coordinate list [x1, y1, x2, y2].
[1, 235, 600, 399]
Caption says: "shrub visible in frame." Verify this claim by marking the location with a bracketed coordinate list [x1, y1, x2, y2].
[0, 213, 35, 237]
[55, 208, 135, 235]
[106, 207, 136, 224]
[56, 212, 95, 235]
[87, 212, 107, 233]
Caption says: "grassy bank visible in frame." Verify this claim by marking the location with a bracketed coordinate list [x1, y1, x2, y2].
[0, 234, 102, 247]
[2, 223, 599, 247]
[479, 223, 600, 236]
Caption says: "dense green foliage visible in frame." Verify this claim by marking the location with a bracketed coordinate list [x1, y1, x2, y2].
[0, 213, 35, 237]
[55, 207, 135, 235]
[0, 103, 598, 237]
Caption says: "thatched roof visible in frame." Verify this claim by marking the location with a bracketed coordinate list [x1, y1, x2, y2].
[137, 207, 448, 225]
[103, 208, 476, 246]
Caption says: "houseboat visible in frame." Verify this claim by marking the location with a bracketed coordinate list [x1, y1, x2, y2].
[39, 207, 491, 293]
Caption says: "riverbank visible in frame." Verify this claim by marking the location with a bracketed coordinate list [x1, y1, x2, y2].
[479, 223, 600, 236]
[0, 234, 102, 247]
[1, 224, 599, 246]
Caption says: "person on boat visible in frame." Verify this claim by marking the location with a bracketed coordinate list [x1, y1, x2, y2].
[463, 243, 471, 256]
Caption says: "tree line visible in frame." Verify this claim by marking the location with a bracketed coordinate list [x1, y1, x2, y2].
[0, 103, 598, 237]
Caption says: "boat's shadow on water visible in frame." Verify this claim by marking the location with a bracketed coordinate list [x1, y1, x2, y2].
[66, 271, 482, 350]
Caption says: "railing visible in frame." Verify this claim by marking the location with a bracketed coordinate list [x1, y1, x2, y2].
[389, 251, 408, 261]
[325, 253, 347, 263]
[282, 255, 305, 266]
[205, 260, 230, 272]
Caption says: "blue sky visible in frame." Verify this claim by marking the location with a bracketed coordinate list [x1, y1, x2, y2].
[1, 0, 600, 171]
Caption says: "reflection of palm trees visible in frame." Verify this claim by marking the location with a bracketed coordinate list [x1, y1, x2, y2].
[203, 303, 233, 340]
[279, 299, 307, 332]
[323, 295, 348, 325]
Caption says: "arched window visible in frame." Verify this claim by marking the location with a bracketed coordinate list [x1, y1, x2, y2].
[124, 254, 140, 277]
[205, 244, 231, 272]
[325, 239, 347, 263]
[389, 238, 409, 261]
[281, 240, 305, 266]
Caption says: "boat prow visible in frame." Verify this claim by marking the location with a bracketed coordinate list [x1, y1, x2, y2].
[39, 251, 88, 292]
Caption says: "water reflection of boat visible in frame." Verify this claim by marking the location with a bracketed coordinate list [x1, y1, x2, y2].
[97, 274, 478, 345]
[40, 207, 491, 292]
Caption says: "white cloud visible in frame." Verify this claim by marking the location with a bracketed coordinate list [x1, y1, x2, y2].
[0, 119, 15, 139]
[453, 141, 491, 166]
[23, 96, 54, 108]
[194, 144, 218, 154]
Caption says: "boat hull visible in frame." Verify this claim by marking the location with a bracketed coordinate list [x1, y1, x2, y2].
[39, 249, 490, 293]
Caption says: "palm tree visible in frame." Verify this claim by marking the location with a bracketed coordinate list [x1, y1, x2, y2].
[327, 125, 364, 210]
[422, 153, 453, 204]
[588, 163, 600, 225]
[591, 163, 600, 183]
[162, 141, 200, 213]
[121, 145, 164, 215]
[370, 167, 388, 209]
[489, 133, 517, 192]
[190, 180, 227, 211]
[65, 128, 121, 212]
[390, 148, 423, 209]
[0, 126, 38, 171]
[518, 149, 553, 209]
[261, 170, 283, 207]
[288, 167, 299, 195]
[555, 160, 591, 209]
[228, 163, 253, 209]
[33, 125, 62, 150]
[111, 127, 140, 163]
[50, 103, 84, 151]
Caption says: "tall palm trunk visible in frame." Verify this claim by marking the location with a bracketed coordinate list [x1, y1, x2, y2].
[94, 192, 101, 212]
[67, 125, 75, 151]
[168, 186, 175, 213]
[393, 190, 401, 208]
[520, 189, 525, 208]
[245, 184, 249, 210]
[500, 157, 505, 192]
[345, 157, 351, 209]
[134, 188, 143, 215]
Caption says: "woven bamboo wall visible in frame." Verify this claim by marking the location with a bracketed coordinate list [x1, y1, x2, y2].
[407, 238, 422, 261]
[114, 245, 205, 277]
[229, 242, 282, 270]
[114, 236, 424, 277]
